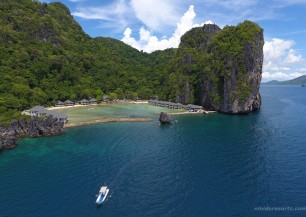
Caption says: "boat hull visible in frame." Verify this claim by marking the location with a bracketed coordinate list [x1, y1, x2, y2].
[96, 189, 109, 205]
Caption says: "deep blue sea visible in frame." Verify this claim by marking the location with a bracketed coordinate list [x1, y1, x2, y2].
[1, 85, 306, 217]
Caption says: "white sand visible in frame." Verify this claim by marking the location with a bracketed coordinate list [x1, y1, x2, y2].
[64, 117, 152, 128]
[46, 100, 148, 110]
[46, 104, 98, 110]
[170, 109, 217, 115]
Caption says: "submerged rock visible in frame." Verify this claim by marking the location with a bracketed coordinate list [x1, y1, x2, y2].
[159, 112, 171, 124]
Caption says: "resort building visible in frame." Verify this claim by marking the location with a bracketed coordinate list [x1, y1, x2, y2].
[64, 100, 74, 106]
[148, 100, 182, 109]
[186, 104, 203, 112]
[89, 98, 98, 104]
[80, 99, 89, 105]
[55, 100, 64, 107]
[168, 102, 183, 109]
[103, 95, 108, 102]
[27, 106, 68, 122]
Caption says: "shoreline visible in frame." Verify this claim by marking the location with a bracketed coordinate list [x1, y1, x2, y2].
[64, 117, 152, 128]
[169, 110, 217, 115]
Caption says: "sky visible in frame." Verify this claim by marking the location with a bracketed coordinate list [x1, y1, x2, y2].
[40, 0, 306, 82]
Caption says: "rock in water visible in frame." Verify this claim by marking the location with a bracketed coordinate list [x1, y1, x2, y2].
[159, 112, 171, 124]
[172, 21, 264, 114]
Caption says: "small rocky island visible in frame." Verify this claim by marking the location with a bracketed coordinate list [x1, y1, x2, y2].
[171, 21, 264, 114]
[159, 112, 171, 124]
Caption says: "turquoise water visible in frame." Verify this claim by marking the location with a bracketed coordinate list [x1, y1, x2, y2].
[1, 86, 306, 216]
[56, 103, 184, 123]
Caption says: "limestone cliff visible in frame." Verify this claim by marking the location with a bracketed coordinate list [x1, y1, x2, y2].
[171, 21, 264, 114]
[0, 116, 64, 151]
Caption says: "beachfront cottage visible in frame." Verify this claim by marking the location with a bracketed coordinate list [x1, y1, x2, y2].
[29, 106, 47, 116]
[187, 104, 203, 112]
[80, 99, 89, 105]
[64, 100, 74, 106]
[89, 98, 98, 104]
[28, 106, 68, 122]
[169, 102, 183, 109]
[148, 100, 182, 109]
[103, 95, 108, 102]
[55, 100, 64, 107]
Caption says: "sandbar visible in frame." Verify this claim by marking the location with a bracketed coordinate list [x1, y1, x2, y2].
[64, 117, 152, 128]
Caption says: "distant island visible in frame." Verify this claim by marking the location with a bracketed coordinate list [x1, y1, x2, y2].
[262, 75, 306, 85]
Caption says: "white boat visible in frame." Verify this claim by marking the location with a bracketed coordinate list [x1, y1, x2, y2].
[96, 186, 109, 205]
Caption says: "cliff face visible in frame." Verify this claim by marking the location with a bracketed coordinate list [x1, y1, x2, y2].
[171, 21, 264, 114]
[0, 116, 64, 151]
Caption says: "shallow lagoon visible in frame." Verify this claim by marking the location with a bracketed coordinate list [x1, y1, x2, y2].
[56, 103, 185, 123]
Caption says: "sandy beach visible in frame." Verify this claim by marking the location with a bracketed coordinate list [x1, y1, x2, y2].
[64, 117, 152, 128]
[169, 109, 217, 115]
[46, 100, 148, 110]
[47, 104, 93, 110]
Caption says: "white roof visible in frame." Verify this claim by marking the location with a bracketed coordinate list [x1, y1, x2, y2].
[99, 186, 107, 193]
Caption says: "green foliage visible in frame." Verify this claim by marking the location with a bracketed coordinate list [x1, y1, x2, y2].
[0, 0, 176, 124]
[0, 0, 262, 123]
[168, 20, 262, 106]
[108, 92, 118, 101]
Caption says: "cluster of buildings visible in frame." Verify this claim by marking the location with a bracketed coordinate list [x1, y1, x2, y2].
[22, 106, 68, 123]
[21, 98, 205, 124]
[186, 104, 204, 112]
[148, 100, 204, 112]
[148, 100, 183, 109]
[21, 98, 100, 123]
[55, 98, 98, 107]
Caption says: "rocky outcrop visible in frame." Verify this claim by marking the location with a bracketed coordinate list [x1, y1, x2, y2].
[0, 116, 64, 151]
[159, 112, 171, 124]
[172, 21, 264, 114]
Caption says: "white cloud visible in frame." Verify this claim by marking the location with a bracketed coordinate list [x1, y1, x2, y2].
[130, 0, 180, 30]
[264, 38, 293, 64]
[69, 0, 86, 2]
[263, 38, 305, 81]
[121, 5, 212, 53]
[285, 49, 303, 64]
[72, 0, 130, 31]
[203, 0, 258, 11]
[73, 0, 128, 20]
[122, 28, 140, 50]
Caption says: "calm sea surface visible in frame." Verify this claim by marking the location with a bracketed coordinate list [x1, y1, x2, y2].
[1, 85, 306, 217]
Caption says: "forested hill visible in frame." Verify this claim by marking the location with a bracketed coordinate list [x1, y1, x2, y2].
[262, 75, 306, 85]
[167, 22, 264, 114]
[0, 0, 176, 123]
[0, 0, 264, 124]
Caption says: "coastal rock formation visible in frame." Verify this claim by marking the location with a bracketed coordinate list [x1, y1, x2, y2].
[171, 21, 264, 114]
[0, 117, 64, 151]
[159, 112, 171, 124]
[0, 130, 16, 150]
